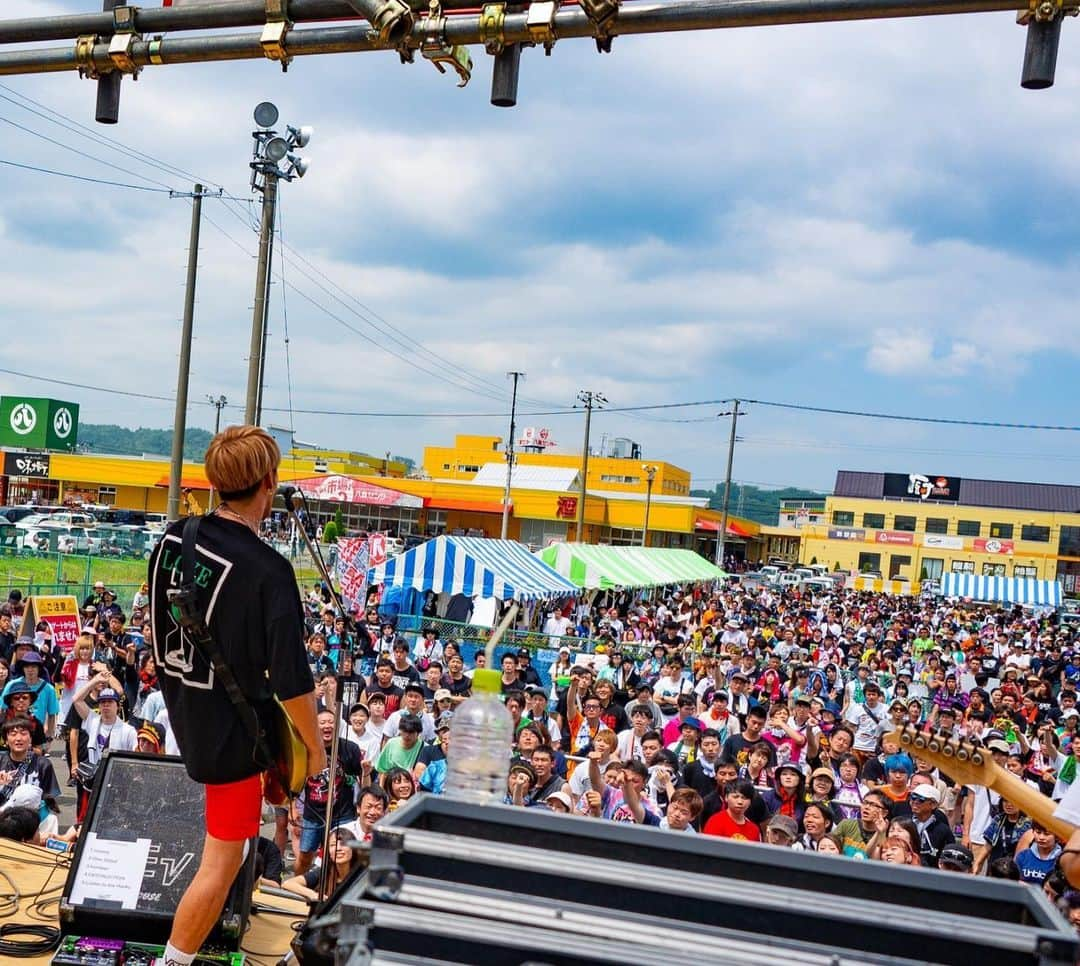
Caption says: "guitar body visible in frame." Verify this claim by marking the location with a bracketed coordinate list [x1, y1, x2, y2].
[263, 697, 309, 806]
[887, 726, 1076, 843]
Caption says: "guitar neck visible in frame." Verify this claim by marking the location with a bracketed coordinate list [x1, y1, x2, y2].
[984, 767, 1076, 843]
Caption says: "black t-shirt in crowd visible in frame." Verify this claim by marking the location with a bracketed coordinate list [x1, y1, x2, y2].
[148, 514, 315, 785]
[302, 738, 363, 827]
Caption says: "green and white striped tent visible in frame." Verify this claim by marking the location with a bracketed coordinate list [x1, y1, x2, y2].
[536, 543, 727, 590]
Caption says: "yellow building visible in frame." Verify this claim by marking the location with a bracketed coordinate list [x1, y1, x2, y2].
[798, 470, 1080, 594]
[1, 435, 762, 558]
[422, 434, 692, 497]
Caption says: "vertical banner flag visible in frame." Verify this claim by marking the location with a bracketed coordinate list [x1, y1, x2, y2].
[336, 538, 370, 611]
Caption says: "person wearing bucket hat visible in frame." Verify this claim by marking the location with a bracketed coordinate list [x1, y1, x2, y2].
[3, 645, 58, 744]
[1, 684, 47, 750]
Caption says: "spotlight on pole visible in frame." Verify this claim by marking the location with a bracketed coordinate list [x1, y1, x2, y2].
[343, 0, 414, 47]
[254, 101, 280, 129]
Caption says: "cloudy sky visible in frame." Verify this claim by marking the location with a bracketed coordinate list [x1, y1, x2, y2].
[1, 0, 1078, 493]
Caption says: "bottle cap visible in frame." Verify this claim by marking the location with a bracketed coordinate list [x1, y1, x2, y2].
[471, 668, 502, 695]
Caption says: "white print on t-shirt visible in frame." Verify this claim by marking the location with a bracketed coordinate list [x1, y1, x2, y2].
[151, 532, 234, 691]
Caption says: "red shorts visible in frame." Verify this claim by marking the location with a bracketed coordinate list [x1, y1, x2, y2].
[205, 774, 263, 841]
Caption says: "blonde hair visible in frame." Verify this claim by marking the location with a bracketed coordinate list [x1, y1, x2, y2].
[204, 425, 280, 498]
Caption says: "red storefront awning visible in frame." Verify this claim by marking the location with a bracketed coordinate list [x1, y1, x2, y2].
[154, 475, 210, 490]
[695, 517, 754, 538]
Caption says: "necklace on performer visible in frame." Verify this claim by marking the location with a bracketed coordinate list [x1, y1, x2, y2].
[216, 503, 260, 535]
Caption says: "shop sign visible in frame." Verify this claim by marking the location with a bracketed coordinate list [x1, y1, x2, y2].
[556, 496, 578, 519]
[974, 538, 1014, 556]
[883, 472, 961, 502]
[3, 451, 51, 478]
[827, 527, 866, 541]
[922, 533, 963, 550]
[0, 397, 79, 451]
[875, 530, 915, 546]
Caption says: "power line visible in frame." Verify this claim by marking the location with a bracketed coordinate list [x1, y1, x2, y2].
[0, 82, 226, 190]
[0, 112, 177, 190]
[0, 157, 176, 193]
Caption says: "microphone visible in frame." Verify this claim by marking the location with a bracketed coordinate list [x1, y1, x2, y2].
[277, 484, 302, 509]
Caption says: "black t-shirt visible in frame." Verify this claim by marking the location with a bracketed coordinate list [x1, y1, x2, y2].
[302, 738, 363, 826]
[148, 515, 315, 784]
[0, 750, 60, 809]
[390, 664, 421, 691]
[720, 733, 774, 768]
[446, 675, 472, 699]
[366, 682, 404, 715]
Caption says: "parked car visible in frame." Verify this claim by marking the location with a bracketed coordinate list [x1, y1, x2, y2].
[801, 577, 836, 594]
[792, 567, 814, 581]
[18, 525, 95, 555]
[776, 573, 802, 588]
[920, 578, 941, 596]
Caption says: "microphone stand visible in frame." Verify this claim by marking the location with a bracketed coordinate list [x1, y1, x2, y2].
[278, 486, 361, 899]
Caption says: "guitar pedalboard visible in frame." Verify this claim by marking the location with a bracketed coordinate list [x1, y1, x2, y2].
[52, 936, 245, 966]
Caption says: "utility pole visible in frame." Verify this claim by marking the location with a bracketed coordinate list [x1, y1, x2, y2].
[715, 399, 744, 569]
[501, 371, 525, 540]
[575, 390, 606, 542]
[167, 184, 204, 523]
[244, 171, 278, 425]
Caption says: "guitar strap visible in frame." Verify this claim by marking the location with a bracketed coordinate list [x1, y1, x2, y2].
[168, 515, 273, 771]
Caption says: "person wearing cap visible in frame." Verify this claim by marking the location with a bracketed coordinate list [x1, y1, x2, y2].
[2, 645, 58, 744]
[938, 842, 975, 873]
[522, 686, 561, 749]
[71, 671, 138, 814]
[666, 716, 704, 767]
[137, 720, 166, 755]
[82, 581, 108, 612]
[544, 789, 573, 813]
[962, 737, 1009, 870]
[384, 683, 436, 742]
[0, 714, 61, 837]
[908, 781, 955, 868]
[764, 812, 800, 848]
[340, 701, 381, 764]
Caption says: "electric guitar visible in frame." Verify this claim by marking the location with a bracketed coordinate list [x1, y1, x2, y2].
[263, 697, 309, 806]
[886, 725, 1077, 842]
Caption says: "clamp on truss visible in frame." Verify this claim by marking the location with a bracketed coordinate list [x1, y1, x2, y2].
[1018, 0, 1078, 23]
[526, 0, 558, 54]
[421, 0, 473, 86]
[107, 4, 142, 77]
[578, 0, 620, 51]
[480, 3, 507, 54]
[260, 0, 292, 70]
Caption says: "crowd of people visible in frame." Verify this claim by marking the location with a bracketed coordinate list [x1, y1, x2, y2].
[5, 570, 1080, 928]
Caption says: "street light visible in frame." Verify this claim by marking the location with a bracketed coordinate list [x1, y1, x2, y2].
[244, 103, 313, 426]
[641, 465, 657, 547]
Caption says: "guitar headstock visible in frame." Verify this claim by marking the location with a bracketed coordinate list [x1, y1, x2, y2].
[886, 725, 996, 788]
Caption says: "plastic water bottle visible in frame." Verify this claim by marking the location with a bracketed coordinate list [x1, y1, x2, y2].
[444, 667, 514, 804]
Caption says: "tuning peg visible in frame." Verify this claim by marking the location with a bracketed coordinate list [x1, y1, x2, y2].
[971, 750, 986, 766]
[956, 745, 970, 762]
[942, 740, 956, 758]
[927, 737, 942, 754]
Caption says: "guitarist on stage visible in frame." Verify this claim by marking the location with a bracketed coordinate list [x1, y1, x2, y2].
[148, 426, 325, 966]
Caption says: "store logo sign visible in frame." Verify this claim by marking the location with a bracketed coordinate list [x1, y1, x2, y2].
[53, 407, 73, 439]
[9, 402, 36, 436]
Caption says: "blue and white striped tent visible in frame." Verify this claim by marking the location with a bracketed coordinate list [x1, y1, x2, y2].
[939, 573, 1063, 607]
[367, 535, 578, 601]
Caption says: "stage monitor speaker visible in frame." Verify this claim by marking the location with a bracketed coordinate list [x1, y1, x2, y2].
[59, 751, 255, 949]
